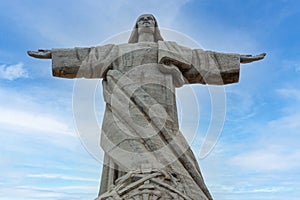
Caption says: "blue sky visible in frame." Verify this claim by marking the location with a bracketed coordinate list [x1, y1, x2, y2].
[1, 0, 300, 199]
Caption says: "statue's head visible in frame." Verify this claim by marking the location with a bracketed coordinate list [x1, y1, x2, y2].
[128, 14, 164, 43]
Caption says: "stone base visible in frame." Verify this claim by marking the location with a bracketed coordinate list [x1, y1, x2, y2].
[96, 169, 200, 200]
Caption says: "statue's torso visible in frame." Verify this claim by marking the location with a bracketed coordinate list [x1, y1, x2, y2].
[101, 42, 180, 170]
[113, 42, 159, 72]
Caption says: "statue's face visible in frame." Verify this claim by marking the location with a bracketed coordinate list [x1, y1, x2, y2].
[137, 14, 155, 28]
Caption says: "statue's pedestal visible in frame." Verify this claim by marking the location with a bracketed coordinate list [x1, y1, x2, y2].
[96, 169, 200, 200]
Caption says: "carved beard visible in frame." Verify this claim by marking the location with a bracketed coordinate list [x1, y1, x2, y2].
[137, 26, 155, 35]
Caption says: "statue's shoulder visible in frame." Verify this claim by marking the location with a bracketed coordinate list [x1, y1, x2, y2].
[158, 40, 178, 46]
[158, 41, 192, 53]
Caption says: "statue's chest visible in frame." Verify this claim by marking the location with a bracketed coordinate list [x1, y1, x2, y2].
[112, 43, 158, 73]
[104, 43, 179, 128]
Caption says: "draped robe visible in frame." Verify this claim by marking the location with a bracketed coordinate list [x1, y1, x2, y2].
[51, 41, 240, 200]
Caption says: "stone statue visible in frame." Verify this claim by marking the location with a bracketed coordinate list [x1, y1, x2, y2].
[28, 14, 265, 200]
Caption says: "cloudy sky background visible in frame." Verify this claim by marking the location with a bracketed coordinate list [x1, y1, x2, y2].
[1, 0, 300, 199]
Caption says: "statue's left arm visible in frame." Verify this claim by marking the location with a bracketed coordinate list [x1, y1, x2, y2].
[28, 44, 117, 79]
[183, 50, 266, 85]
[158, 41, 266, 85]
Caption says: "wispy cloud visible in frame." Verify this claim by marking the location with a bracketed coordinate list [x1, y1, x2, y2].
[0, 80, 74, 137]
[230, 146, 300, 171]
[0, 106, 73, 135]
[27, 173, 98, 182]
[230, 107, 300, 171]
[0, 187, 67, 199]
[0, 63, 28, 80]
[226, 88, 258, 122]
[1, 0, 191, 47]
[229, 102, 300, 172]
[277, 88, 300, 101]
[267, 113, 300, 132]
[211, 184, 288, 194]
[57, 185, 97, 192]
[281, 59, 300, 74]
[249, 187, 287, 193]
[268, 88, 300, 131]
[0, 186, 96, 200]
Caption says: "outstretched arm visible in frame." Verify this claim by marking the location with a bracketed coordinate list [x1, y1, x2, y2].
[27, 44, 116, 79]
[27, 49, 52, 59]
[240, 53, 266, 64]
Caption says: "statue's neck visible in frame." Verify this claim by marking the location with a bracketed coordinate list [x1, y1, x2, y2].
[138, 32, 155, 42]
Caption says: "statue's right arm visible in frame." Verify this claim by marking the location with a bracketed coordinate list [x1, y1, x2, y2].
[27, 48, 90, 78]
[27, 49, 52, 59]
[27, 44, 116, 79]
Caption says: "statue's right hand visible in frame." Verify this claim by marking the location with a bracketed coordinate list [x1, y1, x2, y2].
[27, 49, 52, 59]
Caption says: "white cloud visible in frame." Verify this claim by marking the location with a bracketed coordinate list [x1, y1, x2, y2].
[27, 173, 98, 182]
[281, 59, 300, 74]
[267, 113, 300, 132]
[0, 186, 96, 199]
[249, 187, 286, 193]
[230, 146, 300, 171]
[0, 81, 75, 137]
[0, 63, 28, 80]
[2, 0, 191, 47]
[226, 89, 257, 121]
[277, 88, 300, 101]
[210, 184, 287, 194]
[230, 114, 300, 172]
[0, 106, 73, 136]
[59, 185, 96, 191]
[265, 87, 300, 134]
[0, 188, 67, 199]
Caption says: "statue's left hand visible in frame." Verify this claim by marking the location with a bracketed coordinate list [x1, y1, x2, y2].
[240, 53, 266, 64]
[27, 49, 52, 59]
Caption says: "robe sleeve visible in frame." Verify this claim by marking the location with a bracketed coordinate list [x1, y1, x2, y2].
[158, 41, 240, 85]
[51, 44, 117, 79]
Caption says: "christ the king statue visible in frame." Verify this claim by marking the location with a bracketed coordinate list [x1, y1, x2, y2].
[28, 14, 265, 200]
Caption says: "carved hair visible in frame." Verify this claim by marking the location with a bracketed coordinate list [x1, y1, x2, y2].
[128, 14, 164, 43]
